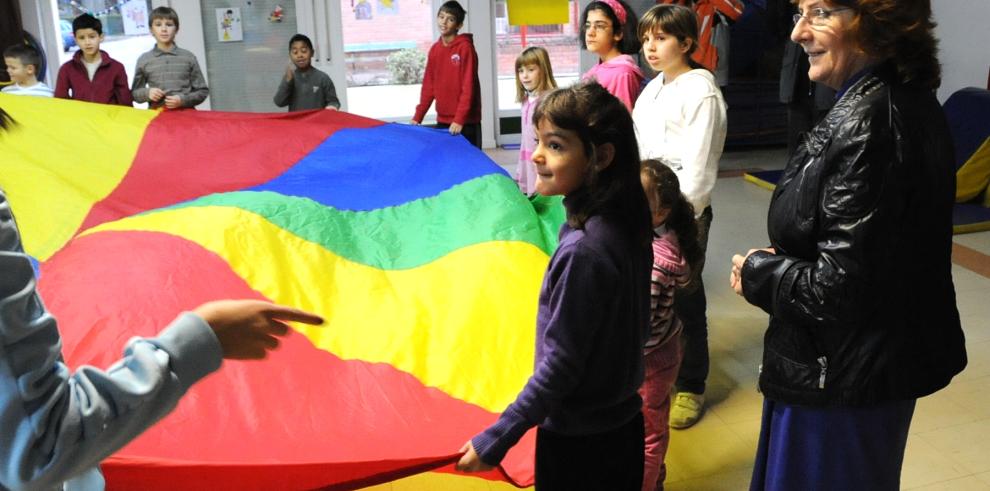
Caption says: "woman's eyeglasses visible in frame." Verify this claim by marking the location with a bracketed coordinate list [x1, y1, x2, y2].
[792, 7, 852, 27]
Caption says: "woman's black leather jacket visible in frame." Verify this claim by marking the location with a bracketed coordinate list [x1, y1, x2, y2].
[741, 62, 967, 406]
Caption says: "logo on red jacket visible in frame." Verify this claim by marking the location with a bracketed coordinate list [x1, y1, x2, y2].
[450, 53, 461, 66]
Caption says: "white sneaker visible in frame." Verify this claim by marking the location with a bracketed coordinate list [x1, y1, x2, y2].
[669, 392, 705, 429]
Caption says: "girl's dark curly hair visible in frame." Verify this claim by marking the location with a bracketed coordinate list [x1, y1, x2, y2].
[640, 159, 703, 271]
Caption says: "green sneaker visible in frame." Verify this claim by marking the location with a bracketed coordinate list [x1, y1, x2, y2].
[669, 392, 705, 429]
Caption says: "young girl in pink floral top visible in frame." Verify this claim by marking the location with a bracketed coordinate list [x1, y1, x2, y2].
[514, 47, 557, 195]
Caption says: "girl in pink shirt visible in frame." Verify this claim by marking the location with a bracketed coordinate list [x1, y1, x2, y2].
[580, 0, 644, 111]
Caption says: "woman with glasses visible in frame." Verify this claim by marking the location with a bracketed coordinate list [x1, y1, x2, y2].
[579, 0, 643, 111]
[729, 1, 967, 489]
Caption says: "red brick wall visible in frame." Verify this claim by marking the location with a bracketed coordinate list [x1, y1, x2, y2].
[340, 0, 435, 53]
[496, 35, 581, 78]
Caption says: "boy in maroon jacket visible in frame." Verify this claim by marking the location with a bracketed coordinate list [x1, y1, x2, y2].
[54, 14, 133, 106]
[411, 1, 482, 148]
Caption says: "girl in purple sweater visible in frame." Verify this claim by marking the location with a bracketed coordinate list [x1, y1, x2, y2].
[455, 82, 653, 489]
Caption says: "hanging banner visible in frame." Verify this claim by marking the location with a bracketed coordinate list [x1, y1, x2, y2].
[507, 0, 569, 26]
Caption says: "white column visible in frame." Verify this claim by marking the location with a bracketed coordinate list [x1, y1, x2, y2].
[17, 0, 59, 86]
[467, 0, 496, 148]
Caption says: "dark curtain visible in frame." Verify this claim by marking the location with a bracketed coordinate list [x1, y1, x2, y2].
[0, 1, 24, 83]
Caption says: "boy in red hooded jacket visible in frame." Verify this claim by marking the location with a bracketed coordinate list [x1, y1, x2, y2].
[411, 1, 482, 148]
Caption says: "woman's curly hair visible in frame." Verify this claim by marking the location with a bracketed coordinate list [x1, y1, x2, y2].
[800, 0, 942, 89]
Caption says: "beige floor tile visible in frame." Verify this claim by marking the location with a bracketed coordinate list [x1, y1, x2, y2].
[705, 377, 761, 406]
[708, 317, 766, 357]
[910, 393, 983, 433]
[953, 232, 990, 256]
[708, 386, 764, 426]
[704, 372, 744, 397]
[939, 374, 990, 420]
[900, 434, 972, 488]
[952, 264, 990, 293]
[956, 290, 990, 324]
[666, 467, 754, 491]
[917, 419, 990, 474]
[708, 354, 762, 395]
[962, 313, 990, 343]
[666, 416, 753, 481]
[976, 471, 990, 486]
[726, 419, 762, 449]
[709, 400, 764, 427]
[956, 339, 990, 381]
[906, 475, 990, 490]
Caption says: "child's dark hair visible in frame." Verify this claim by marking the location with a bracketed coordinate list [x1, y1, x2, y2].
[640, 159, 703, 270]
[289, 33, 313, 52]
[439, 1, 467, 25]
[151, 6, 180, 29]
[72, 13, 102, 36]
[533, 81, 651, 244]
[3, 44, 42, 73]
[580, 0, 641, 55]
[638, 4, 705, 71]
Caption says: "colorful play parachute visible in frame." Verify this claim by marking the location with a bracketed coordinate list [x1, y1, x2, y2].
[0, 93, 564, 490]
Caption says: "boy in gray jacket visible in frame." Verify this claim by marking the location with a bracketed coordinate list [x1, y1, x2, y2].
[274, 34, 340, 112]
[131, 7, 209, 109]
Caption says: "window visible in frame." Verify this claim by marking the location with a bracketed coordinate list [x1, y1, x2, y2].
[493, 0, 580, 111]
[338, 0, 436, 120]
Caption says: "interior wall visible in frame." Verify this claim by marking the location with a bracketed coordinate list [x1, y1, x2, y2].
[933, 0, 990, 101]
[200, 0, 298, 112]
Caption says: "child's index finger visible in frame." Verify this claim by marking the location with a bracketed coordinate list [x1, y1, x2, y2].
[267, 305, 324, 325]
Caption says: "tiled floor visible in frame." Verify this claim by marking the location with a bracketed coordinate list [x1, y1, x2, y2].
[489, 146, 990, 491]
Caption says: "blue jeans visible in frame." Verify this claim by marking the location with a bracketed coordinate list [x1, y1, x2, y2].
[674, 206, 712, 395]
